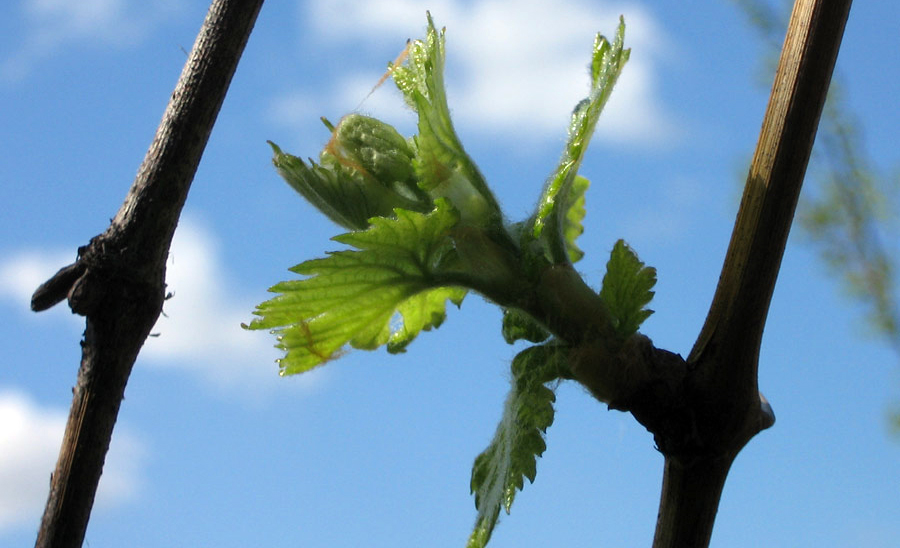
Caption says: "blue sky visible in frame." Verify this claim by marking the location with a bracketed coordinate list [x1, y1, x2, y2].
[1, 0, 899, 546]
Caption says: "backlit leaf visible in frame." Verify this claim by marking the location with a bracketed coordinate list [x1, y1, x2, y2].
[599, 239, 656, 339]
[531, 18, 630, 263]
[390, 12, 503, 227]
[245, 200, 466, 375]
[467, 344, 569, 547]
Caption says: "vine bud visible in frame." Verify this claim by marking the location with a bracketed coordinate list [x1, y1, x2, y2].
[323, 114, 431, 210]
[272, 115, 437, 231]
[327, 114, 416, 186]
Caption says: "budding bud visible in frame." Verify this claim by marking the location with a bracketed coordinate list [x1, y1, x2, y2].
[326, 114, 416, 187]
[270, 115, 435, 232]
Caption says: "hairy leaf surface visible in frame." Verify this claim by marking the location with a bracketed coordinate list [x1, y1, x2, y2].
[532, 18, 630, 263]
[391, 13, 502, 226]
[269, 142, 408, 231]
[599, 239, 656, 339]
[501, 308, 550, 345]
[468, 345, 568, 547]
[246, 200, 466, 375]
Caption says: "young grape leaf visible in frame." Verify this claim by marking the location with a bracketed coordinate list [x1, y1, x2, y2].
[245, 199, 466, 375]
[531, 18, 630, 263]
[562, 175, 590, 263]
[599, 239, 657, 339]
[468, 344, 569, 547]
[269, 141, 429, 231]
[501, 308, 550, 345]
[390, 12, 503, 227]
[387, 286, 465, 353]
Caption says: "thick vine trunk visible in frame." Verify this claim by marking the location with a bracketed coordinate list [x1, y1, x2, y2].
[31, 1, 264, 546]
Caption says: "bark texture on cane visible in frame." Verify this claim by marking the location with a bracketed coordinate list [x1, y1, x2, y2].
[32, 2, 265, 546]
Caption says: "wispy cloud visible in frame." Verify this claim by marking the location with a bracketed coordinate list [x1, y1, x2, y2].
[0, 389, 144, 533]
[271, 0, 677, 147]
[2, 0, 183, 82]
[0, 249, 76, 320]
[0, 216, 325, 396]
[139, 216, 325, 394]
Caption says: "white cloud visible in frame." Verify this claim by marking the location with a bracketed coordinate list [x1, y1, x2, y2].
[0, 389, 144, 533]
[0, 216, 325, 396]
[140, 216, 327, 395]
[2, 0, 183, 82]
[279, 0, 678, 146]
[0, 250, 70, 304]
[0, 249, 79, 325]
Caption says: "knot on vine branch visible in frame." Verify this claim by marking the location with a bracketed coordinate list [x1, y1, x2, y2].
[31, 235, 166, 319]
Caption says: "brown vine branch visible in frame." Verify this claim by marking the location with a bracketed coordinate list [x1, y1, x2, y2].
[648, 0, 852, 546]
[689, 0, 851, 432]
[30, 1, 264, 546]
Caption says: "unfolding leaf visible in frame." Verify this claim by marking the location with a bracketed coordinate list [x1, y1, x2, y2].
[390, 12, 502, 227]
[599, 239, 656, 339]
[562, 175, 590, 263]
[245, 200, 466, 375]
[468, 345, 568, 547]
[269, 140, 429, 231]
[501, 308, 550, 345]
[388, 286, 465, 353]
[531, 18, 630, 263]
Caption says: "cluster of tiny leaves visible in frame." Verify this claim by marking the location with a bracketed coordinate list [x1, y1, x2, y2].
[466, 27, 632, 543]
[251, 14, 655, 548]
[245, 200, 466, 375]
[600, 239, 657, 339]
[467, 345, 568, 548]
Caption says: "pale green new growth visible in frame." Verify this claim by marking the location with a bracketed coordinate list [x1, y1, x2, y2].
[252, 14, 648, 547]
[562, 175, 590, 263]
[388, 285, 466, 353]
[467, 345, 568, 548]
[246, 200, 465, 375]
[269, 139, 429, 231]
[532, 17, 630, 263]
[600, 239, 657, 339]
[390, 13, 503, 228]
[501, 308, 550, 345]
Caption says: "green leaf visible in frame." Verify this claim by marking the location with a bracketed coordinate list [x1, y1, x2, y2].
[501, 308, 550, 345]
[531, 18, 630, 263]
[390, 13, 502, 227]
[562, 175, 590, 263]
[388, 286, 465, 353]
[245, 200, 466, 375]
[599, 239, 656, 339]
[468, 345, 568, 547]
[269, 140, 429, 231]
